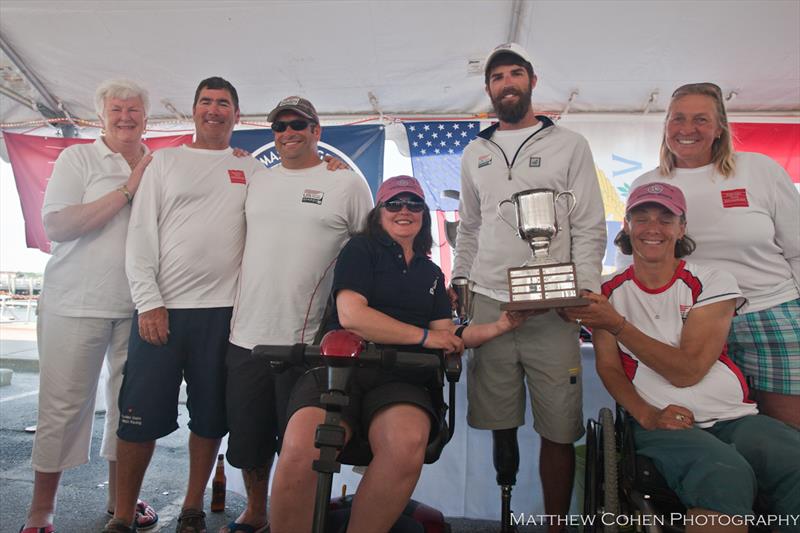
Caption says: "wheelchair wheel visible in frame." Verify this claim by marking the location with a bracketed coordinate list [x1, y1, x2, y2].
[600, 407, 620, 532]
[583, 417, 599, 531]
[583, 409, 621, 533]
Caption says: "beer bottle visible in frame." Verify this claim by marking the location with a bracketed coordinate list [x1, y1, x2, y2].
[210, 453, 226, 512]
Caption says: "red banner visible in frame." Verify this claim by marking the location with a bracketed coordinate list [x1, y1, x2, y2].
[4, 132, 192, 252]
[731, 122, 800, 183]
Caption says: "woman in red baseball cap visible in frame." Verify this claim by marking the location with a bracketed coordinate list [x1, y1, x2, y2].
[566, 182, 800, 532]
[270, 176, 530, 533]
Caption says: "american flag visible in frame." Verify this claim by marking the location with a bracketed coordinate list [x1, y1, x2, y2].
[404, 121, 480, 211]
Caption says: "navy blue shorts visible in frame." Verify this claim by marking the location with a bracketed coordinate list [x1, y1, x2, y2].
[117, 307, 231, 442]
[225, 342, 302, 468]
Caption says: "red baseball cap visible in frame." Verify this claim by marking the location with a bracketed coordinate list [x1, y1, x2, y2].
[376, 175, 425, 205]
[626, 182, 687, 216]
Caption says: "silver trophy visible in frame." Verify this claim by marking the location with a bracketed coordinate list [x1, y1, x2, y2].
[451, 276, 472, 324]
[497, 188, 589, 310]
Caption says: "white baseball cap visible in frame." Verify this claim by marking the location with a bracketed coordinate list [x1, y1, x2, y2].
[484, 42, 534, 75]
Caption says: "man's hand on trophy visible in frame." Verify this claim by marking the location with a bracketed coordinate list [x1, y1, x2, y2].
[447, 285, 459, 311]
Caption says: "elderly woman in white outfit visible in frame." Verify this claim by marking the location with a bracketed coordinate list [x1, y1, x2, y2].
[21, 79, 157, 533]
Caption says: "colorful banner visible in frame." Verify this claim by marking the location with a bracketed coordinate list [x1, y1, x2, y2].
[559, 118, 800, 272]
[405, 121, 480, 211]
[231, 124, 385, 197]
[4, 132, 192, 252]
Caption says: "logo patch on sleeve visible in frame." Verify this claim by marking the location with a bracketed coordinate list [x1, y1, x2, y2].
[721, 188, 748, 208]
[478, 154, 492, 168]
[228, 169, 246, 184]
[302, 189, 324, 205]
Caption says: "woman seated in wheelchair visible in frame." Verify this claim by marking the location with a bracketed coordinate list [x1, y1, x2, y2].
[566, 182, 800, 533]
[270, 176, 530, 533]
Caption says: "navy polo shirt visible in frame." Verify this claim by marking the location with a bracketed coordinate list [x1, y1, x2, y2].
[327, 234, 452, 331]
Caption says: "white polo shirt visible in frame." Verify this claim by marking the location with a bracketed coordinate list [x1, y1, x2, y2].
[41, 138, 149, 318]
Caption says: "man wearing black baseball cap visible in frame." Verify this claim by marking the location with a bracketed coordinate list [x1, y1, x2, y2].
[452, 42, 607, 531]
[222, 95, 372, 533]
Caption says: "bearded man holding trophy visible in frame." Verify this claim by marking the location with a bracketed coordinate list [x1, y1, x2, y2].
[451, 43, 606, 533]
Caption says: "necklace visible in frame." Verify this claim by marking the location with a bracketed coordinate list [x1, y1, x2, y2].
[122, 148, 145, 170]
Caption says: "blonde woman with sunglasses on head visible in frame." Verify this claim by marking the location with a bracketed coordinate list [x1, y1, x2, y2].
[629, 82, 800, 428]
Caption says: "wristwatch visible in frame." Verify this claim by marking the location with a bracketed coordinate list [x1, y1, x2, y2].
[117, 185, 133, 203]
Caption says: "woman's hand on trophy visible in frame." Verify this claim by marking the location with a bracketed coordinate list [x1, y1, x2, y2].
[496, 310, 539, 333]
[563, 292, 623, 332]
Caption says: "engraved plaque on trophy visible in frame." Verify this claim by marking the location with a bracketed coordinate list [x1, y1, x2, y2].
[497, 188, 590, 311]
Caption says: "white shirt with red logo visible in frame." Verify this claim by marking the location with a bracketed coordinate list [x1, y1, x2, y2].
[630, 152, 800, 313]
[602, 261, 757, 427]
[126, 145, 266, 313]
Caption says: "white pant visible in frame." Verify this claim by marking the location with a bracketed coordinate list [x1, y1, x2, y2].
[32, 307, 131, 472]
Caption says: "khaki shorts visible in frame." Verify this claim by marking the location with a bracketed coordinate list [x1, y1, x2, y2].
[466, 292, 585, 443]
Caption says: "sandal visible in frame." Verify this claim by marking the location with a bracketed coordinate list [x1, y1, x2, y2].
[220, 521, 269, 533]
[107, 500, 158, 531]
[176, 508, 206, 533]
[18, 526, 55, 533]
[101, 518, 136, 533]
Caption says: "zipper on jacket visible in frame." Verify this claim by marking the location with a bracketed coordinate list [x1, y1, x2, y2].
[485, 124, 549, 180]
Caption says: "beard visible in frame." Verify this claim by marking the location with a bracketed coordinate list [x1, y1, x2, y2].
[490, 86, 532, 124]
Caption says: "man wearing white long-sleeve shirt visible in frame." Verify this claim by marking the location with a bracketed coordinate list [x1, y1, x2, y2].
[107, 77, 266, 533]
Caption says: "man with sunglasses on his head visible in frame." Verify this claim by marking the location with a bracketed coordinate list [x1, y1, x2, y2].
[452, 43, 606, 532]
[221, 96, 372, 533]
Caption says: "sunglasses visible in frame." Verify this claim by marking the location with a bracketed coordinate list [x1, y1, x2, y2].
[672, 82, 722, 98]
[382, 199, 425, 213]
[271, 119, 311, 132]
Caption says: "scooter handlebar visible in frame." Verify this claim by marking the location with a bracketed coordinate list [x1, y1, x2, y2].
[251, 342, 442, 371]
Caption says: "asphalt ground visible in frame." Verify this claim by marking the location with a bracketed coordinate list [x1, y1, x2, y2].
[0, 324, 554, 533]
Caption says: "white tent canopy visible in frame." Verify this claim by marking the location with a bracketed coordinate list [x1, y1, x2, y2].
[1, 0, 799, 133]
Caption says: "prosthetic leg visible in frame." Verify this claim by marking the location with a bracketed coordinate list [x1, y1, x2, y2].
[493, 428, 520, 533]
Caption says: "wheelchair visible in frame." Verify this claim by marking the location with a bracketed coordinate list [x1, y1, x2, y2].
[583, 406, 773, 533]
[253, 330, 461, 533]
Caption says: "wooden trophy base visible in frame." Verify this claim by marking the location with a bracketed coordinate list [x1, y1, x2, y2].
[500, 261, 590, 311]
[502, 296, 591, 311]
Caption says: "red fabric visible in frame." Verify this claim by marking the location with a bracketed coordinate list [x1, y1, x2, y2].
[731, 122, 800, 183]
[435, 210, 453, 285]
[4, 132, 192, 252]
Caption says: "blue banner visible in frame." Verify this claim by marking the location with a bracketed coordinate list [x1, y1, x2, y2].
[231, 125, 385, 197]
[405, 121, 480, 211]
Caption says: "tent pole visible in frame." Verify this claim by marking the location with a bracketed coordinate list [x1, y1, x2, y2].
[506, 0, 526, 44]
[0, 33, 77, 137]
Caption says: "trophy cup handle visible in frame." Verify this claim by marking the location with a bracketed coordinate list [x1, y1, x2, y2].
[556, 190, 577, 218]
[497, 199, 518, 232]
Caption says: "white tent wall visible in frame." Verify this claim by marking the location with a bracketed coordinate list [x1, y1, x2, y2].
[1, 0, 798, 132]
